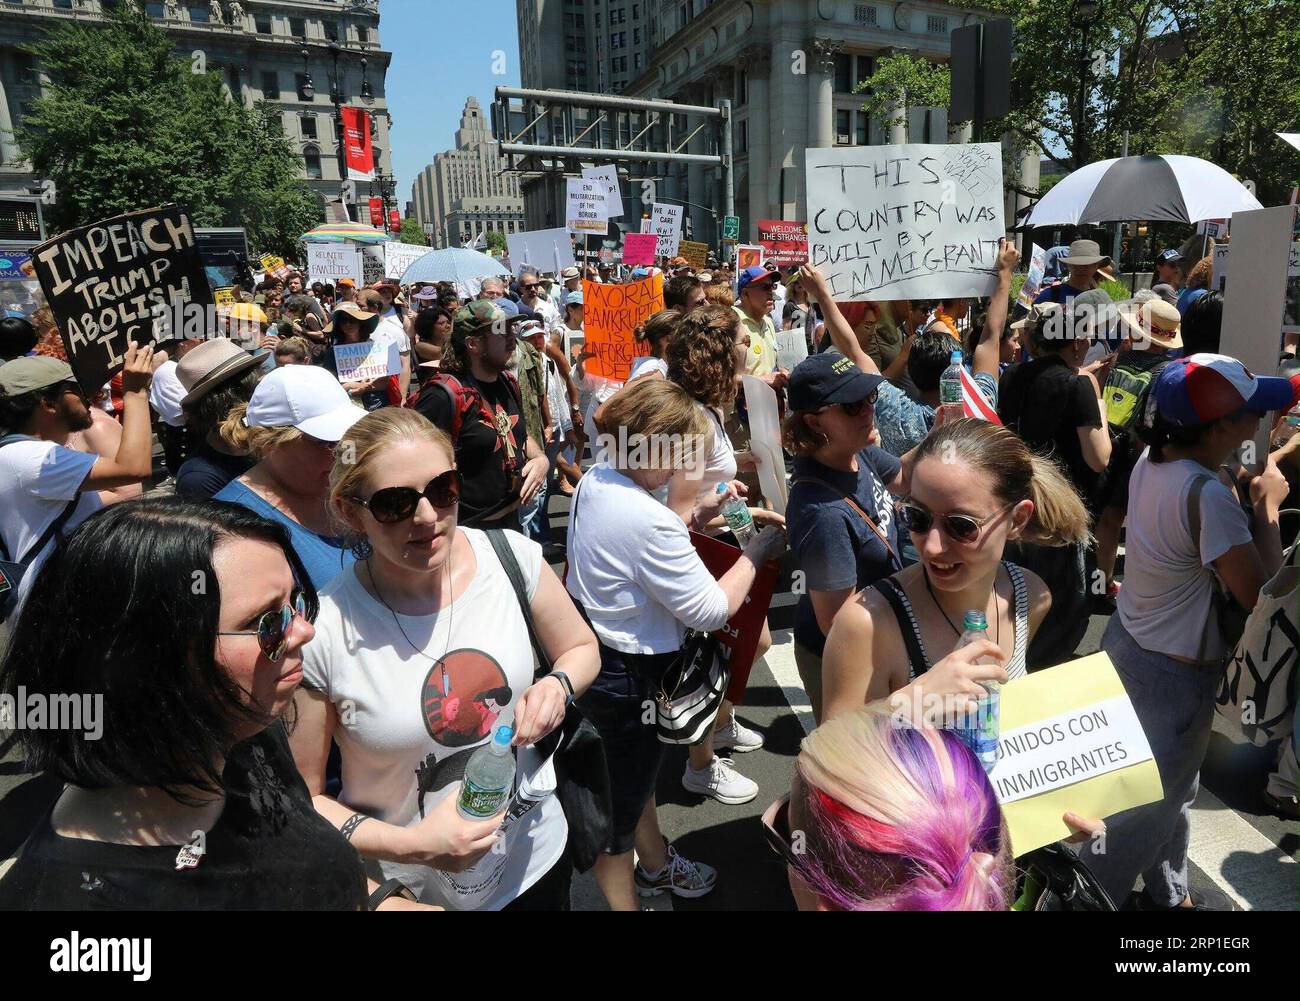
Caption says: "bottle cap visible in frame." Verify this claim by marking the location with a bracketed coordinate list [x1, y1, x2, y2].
[951, 350, 962, 363]
[715, 481, 728, 494]
[963, 610, 988, 631]
[492, 725, 514, 747]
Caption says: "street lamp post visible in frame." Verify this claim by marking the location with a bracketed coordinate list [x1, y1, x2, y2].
[1075, 0, 1100, 170]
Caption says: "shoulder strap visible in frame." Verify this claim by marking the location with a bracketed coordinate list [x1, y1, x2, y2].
[1005, 561, 1029, 676]
[792, 475, 901, 570]
[484, 529, 550, 682]
[1, 493, 80, 565]
[871, 578, 929, 678]
[1186, 472, 1212, 553]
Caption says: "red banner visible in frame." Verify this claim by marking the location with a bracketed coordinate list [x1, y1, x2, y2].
[756, 219, 809, 266]
[368, 197, 384, 227]
[388, 209, 401, 232]
[341, 106, 375, 181]
[690, 531, 780, 704]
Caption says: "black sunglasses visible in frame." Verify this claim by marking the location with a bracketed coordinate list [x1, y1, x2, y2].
[896, 500, 1016, 545]
[820, 389, 879, 418]
[218, 589, 313, 662]
[351, 469, 461, 523]
[761, 794, 803, 869]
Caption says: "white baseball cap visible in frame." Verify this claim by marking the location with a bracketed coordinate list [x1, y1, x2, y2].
[244, 365, 363, 442]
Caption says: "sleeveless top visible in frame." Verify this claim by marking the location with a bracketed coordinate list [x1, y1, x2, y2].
[871, 561, 1029, 680]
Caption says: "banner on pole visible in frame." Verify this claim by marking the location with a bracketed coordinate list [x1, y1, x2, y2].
[341, 107, 376, 181]
[581, 274, 664, 380]
[756, 220, 809, 266]
[806, 142, 1005, 301]
[31, 204, 212, 392]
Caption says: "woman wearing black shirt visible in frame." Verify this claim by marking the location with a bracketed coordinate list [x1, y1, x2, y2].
[0, 499, 373, 910]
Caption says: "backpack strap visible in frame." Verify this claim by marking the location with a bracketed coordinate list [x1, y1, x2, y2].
[870, 577, 930, 678]
[0, 435, 79, 564]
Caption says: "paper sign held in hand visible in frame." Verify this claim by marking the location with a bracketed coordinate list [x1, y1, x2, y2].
[334, 340, 398, 383]
[741, 375, 789, 515]
[622, 232, 658, 266]
[581, 274, 663, 381]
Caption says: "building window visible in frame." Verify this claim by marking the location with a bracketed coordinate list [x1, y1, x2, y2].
[927, 15, 948, 33]
[634, 52, 642, 70]
[358, 25, 370, 43]
[52, 0, 73, 9]
[739, 119, 747, 153]
[833, 53, 852, 93]
[836, 109, 852, 145]
[188, 4, 209, 22]
[856, 111, 869, 146]
[324, 20, 340, 42]
[262, 71, 279, 98]
[145, 1, 164, 17]
[301, 114, 317, 139]
[854, 4, 876, 25]
[855, 55, 874, 89]
[255, 14, 272, 33]
[304, 146, 323, 180]
[632, 3, 640, 17]
[634, 27, 640, 44]
[290, 16, 306, 38]
[737, 69, 747, 105]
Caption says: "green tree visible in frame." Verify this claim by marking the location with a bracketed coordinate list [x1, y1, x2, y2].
[855, 52, 951, 136]
[397, 217, 428, 245]
[486, 231, 507, 255]
[16, 7, 321, 259]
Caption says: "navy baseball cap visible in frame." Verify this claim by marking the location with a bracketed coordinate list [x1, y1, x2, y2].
[1157, 249, 1184, 265]
[787, 351, 884, 412]
[737, 265, 776, 293]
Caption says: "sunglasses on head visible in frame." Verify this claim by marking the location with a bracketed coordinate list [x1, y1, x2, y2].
[897, 500, 1016, 545]
[218, 589, 313, 662]
[819, 389, 879, 418]
[351, 469, 461, 523]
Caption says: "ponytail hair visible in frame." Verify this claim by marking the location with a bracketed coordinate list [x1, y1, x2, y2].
[913, 418, 1092, 546]
[791, 705, 1014, 911]
[218, 401, 306, 460]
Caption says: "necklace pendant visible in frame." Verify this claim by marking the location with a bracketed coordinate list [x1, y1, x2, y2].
[174, 840, 204, 871]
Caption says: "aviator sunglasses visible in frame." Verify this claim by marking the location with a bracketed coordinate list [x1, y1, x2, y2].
[350, 469, 462, 524]
[218, 589, 313, 662]
[896, 500, 1017, 545]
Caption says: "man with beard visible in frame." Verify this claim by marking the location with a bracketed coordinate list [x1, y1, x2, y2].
[0, 347, 159, 612]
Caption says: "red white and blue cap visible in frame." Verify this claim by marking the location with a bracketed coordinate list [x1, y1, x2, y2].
[1154, 353, 1293, 427]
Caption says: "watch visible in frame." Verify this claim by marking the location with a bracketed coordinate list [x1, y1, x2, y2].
[368, 878, 417, 911]
[547, 670, 575, 704]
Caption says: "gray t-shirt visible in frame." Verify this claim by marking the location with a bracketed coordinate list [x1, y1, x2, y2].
[1118, 454, 1251, 659]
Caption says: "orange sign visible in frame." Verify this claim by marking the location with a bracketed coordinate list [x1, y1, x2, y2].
[581, 274, 664, 380]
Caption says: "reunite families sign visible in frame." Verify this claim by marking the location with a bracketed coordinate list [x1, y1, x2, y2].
[806, 142, 1006, 301]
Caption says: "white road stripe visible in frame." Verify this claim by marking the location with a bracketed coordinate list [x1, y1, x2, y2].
[1188, 787, 1296, 911]
[767, 629, 816, 736]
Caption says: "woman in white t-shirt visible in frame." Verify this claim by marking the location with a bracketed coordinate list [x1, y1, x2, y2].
[290, 408, 600, 911]
[1088, 354, 1291, 911]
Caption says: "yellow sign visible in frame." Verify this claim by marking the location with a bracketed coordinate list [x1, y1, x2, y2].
[213, 286, 237, 306]
[679, 240, 709, 270]
[994, 652, 1163, 854]
[259, 254, 286, 273]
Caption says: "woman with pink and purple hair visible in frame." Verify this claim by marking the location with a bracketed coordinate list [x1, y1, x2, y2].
[763, 705, 1104, 911]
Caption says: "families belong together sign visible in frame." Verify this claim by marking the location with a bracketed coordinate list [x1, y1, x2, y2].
[807, 143, 1005, 301]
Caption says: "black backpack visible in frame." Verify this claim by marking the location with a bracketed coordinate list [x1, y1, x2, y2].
[0, 434, 81, 622]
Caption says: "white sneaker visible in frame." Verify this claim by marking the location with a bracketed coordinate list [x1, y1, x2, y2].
[712, 710, 764, 752]
[634, 841, 718, 898]
[682, 755, 758, 805]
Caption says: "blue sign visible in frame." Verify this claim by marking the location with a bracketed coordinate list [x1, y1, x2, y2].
[0, 252, 32, 281]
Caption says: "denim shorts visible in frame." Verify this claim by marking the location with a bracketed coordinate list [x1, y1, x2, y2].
[576, 641, 677, 855]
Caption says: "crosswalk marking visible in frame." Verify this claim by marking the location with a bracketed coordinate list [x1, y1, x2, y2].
[1188, 789, 1297, 911]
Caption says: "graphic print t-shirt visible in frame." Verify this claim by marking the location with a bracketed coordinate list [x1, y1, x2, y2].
[416, 373, 527, 525]
[300, 528, 566, 911]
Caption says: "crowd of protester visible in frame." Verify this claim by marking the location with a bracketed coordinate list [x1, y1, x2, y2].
[0, 233, 1295, 913]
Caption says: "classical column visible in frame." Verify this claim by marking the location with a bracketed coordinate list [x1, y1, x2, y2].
[807, 37, 841, 150]
[0, 71, 19, 168]
[743, 45, 770, 237]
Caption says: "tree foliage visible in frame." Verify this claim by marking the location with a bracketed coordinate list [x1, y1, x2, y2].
[855, 52, 951, 134]
[16, 7, 322, 259]
[486, 231, 508, 254]
[397, 217, 428, 246]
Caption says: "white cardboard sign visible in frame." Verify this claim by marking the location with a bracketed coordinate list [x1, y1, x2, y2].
[508, 227, 577, 276]
[333, 340, 398, 383]
[806, 142, 1005, 301]
[649, 203, 683, 258]
[383, 241, 432, 283]
[305, 243, 362, 285]
[582, 165, 622, 220]
[740, 375, 789, 515]
[567, 177, 609, 234]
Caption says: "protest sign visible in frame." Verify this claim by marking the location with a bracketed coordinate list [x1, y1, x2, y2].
[981, 652, 1162, 854]
[1018, 243, 1048, 307]
[622, 232, 658, 266]
[333, 340, 398, 383]
[736, 244, 764, 273]
[581, 274, 664, 380]
[1197, 218, 1226, 239]
[582, 165, 622, 220]
[756, 219, 809, 266]
[679, 240, 709, 270]
[773, 324, 809, 375]
[807, 142, 1005, 301]
[566, 177, 609, 234]
[1211, 243, 1230, 295]
[507, 227, 576, 276]
[649, 203, 683, 258]
[306, 243, 362, 286]
[259, 253, 292, 280]
[213, 286, 237, 306]
[741, 375, 789, 515]
[31, 204, 213, 392]
[690, 530, 781, 704]
[382, 241, 431, 283]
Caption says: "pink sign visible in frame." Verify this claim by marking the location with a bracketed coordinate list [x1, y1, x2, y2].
[622, 232, 658, 266]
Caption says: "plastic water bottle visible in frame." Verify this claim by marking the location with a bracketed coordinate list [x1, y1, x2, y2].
[716, 481, 756, 546]
[953, 610, 1001, 772]
[939, 350, 965, 423]
[457, 725, 515, 820]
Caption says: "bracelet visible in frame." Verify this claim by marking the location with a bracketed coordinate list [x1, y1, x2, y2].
[546, 671, 575, 704]
[340, 812, 371, 842]
[368, 877, 417, 911]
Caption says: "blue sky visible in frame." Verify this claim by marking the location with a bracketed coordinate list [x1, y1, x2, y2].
[382, 0, 521, 213]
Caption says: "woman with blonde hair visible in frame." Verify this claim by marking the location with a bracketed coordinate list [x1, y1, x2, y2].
[290, 407, 600, 911]
[822, 418, 1091, 722]
[214, 365, 364, 590]
[764, 705, 1104, 910]
[567, 377, 785, 907]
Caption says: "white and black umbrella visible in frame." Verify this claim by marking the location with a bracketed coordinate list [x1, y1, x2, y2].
[1023, 155, 1262, 228]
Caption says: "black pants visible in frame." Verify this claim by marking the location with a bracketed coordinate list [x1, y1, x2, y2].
[502, 853, 572, 911]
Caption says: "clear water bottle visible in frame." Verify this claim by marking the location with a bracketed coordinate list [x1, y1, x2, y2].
[953, 610, 1001, 772]
[716, 481, 756, 546]
[457, 725, 516, 820]
[939, 350, 965, 423]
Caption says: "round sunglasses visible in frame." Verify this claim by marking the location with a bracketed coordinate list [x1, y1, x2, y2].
[896, 500, 1017, 545]
[819, 388, 879, 418]
[218, 589, 313, 663]
[351, 469, 461, 524]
